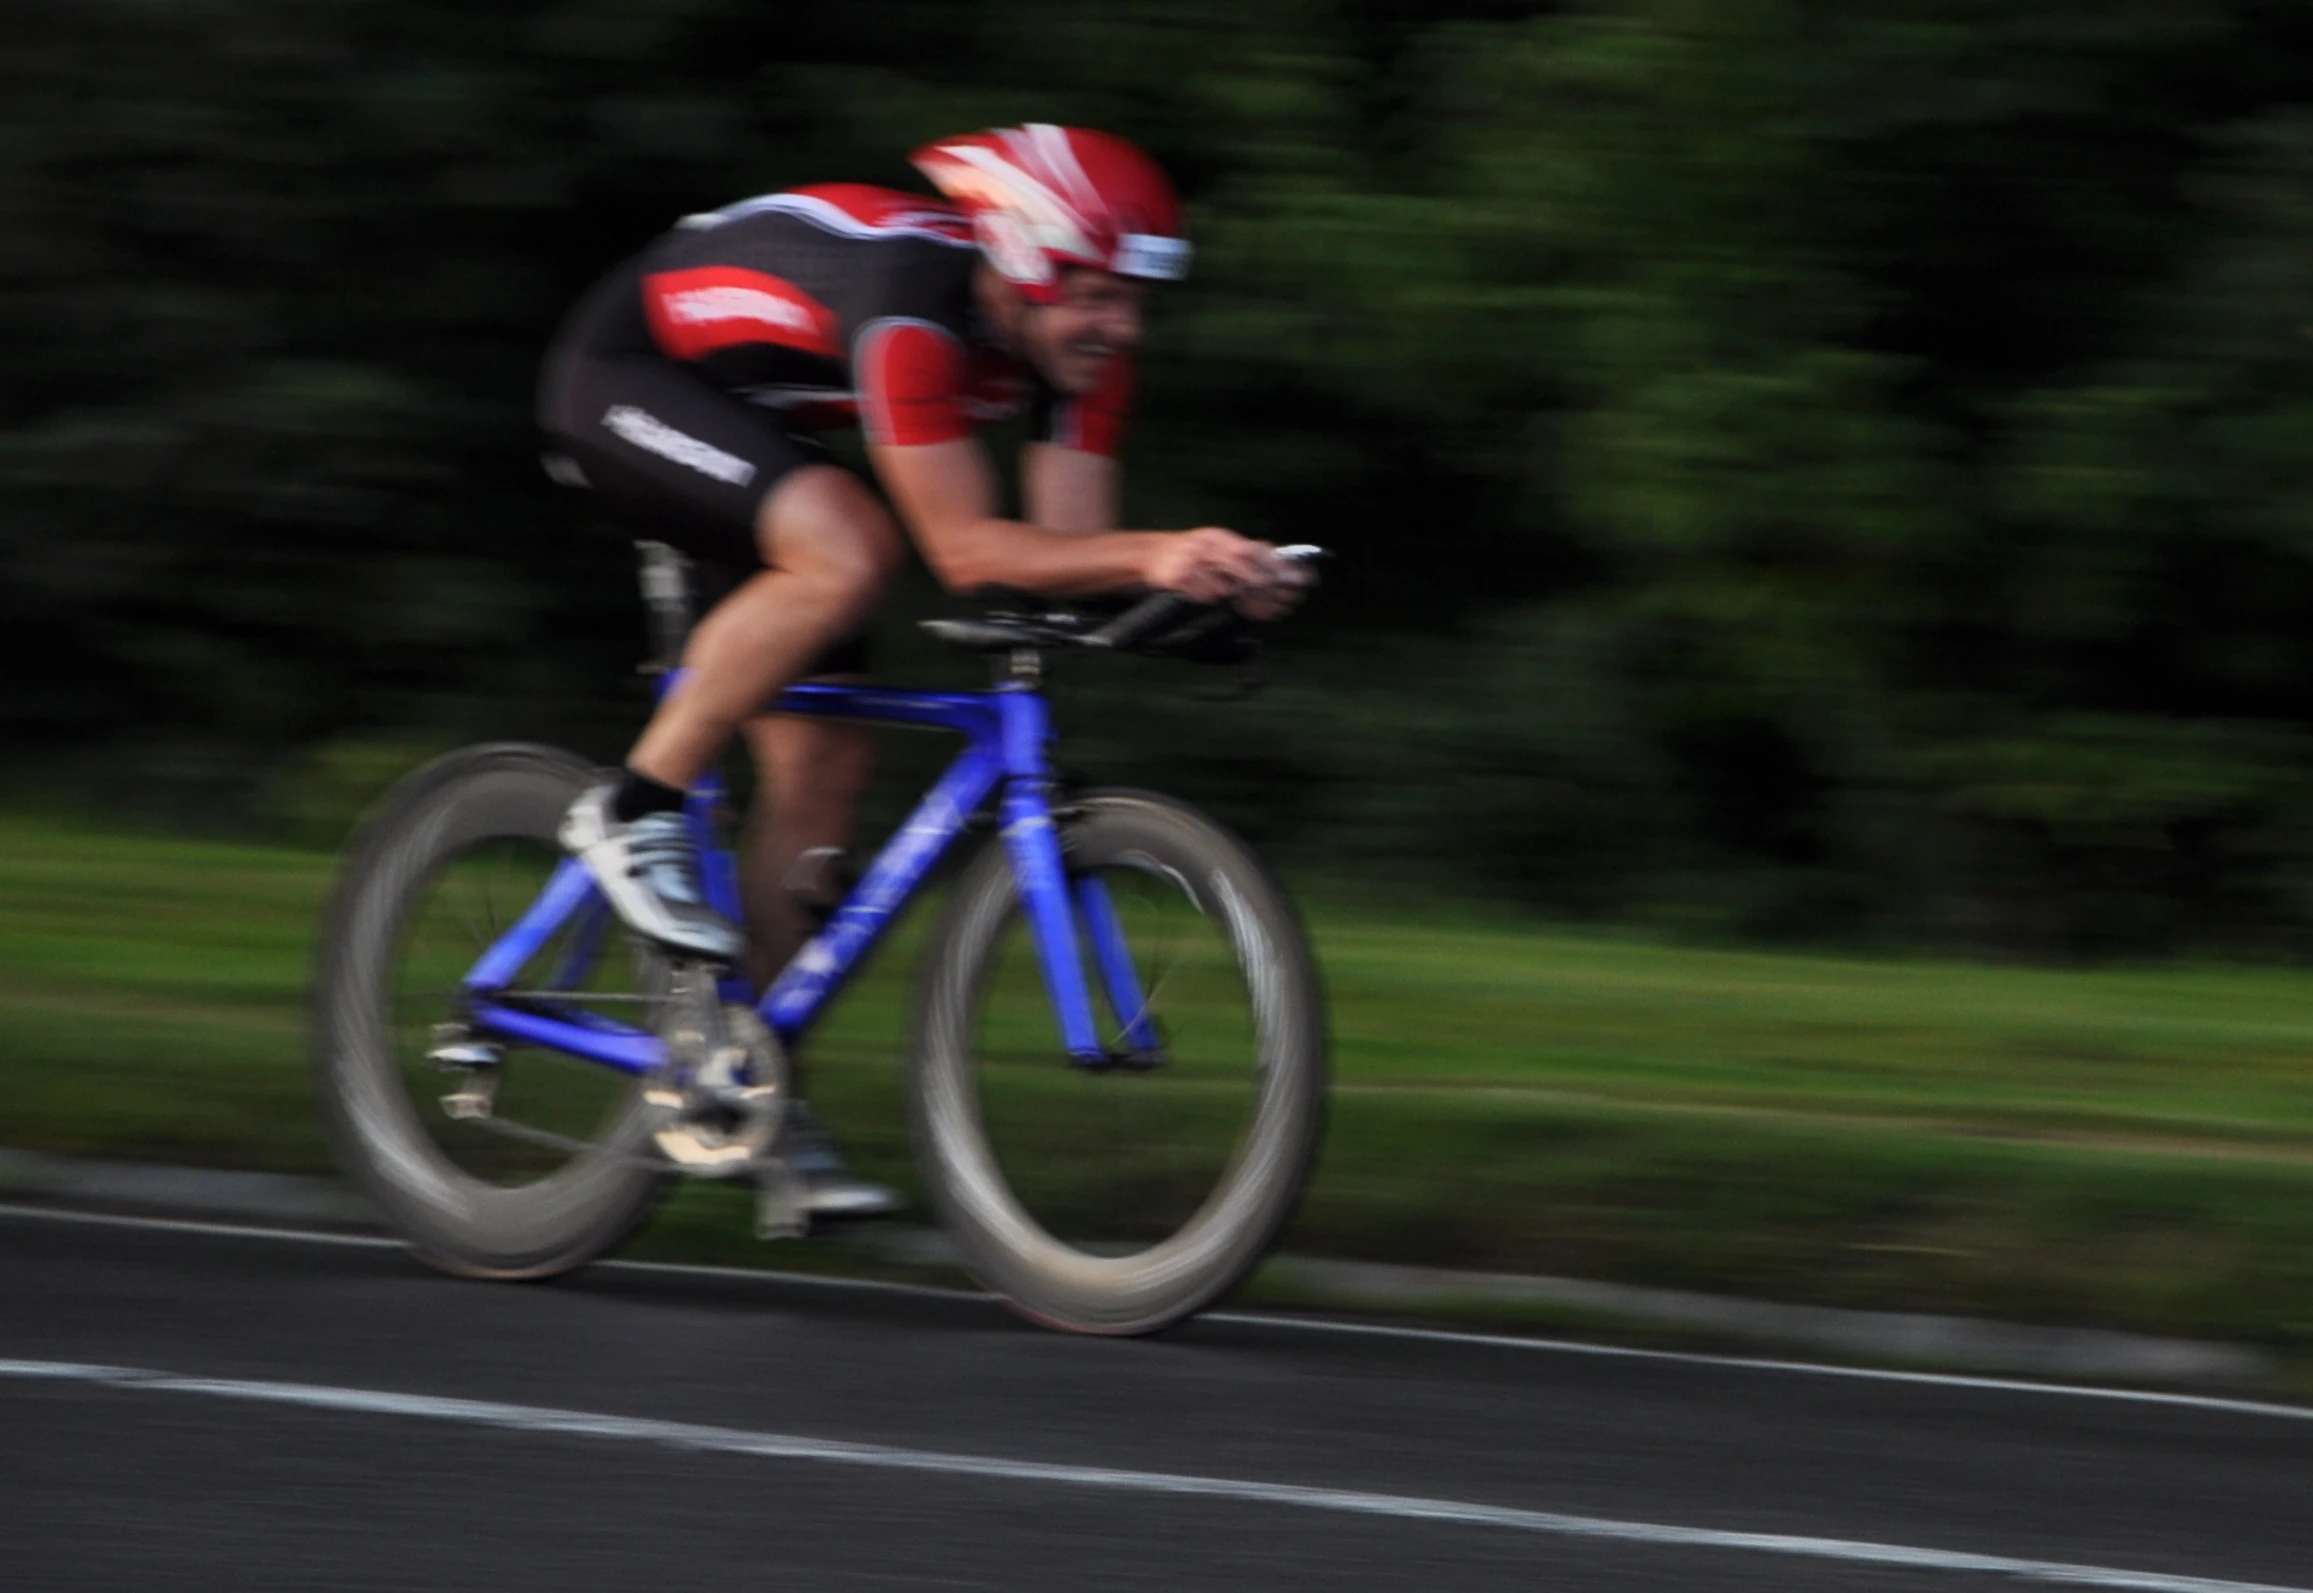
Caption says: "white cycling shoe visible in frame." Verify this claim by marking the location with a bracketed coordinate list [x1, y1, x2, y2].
[559, 782, 746, 965]
[787, 1101, 903, 1220]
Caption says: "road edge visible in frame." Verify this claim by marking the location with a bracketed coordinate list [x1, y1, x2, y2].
[0, 1147, 2270, 1388]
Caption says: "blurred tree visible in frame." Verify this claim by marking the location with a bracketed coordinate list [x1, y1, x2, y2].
[7, 0, 2313, 950]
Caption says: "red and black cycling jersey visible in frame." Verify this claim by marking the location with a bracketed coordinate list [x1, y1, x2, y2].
[631, 184, 1132, 456]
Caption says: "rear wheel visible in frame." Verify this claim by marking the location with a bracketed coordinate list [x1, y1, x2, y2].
[911, 789, 1327, 1334]
[311, 744, 666, 1278]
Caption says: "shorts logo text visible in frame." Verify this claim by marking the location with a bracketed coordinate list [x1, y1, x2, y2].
[601, 406, 755, 487]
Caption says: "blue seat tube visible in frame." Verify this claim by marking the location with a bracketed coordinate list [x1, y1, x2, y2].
[995, 692, 1105, 1063]
[689, 771, 743, 924]
[686, 772, 752, 1004]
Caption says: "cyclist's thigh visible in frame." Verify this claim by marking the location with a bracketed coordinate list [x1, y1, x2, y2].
[541, 351, 872, 673]
[541, 350, 827, 568]
[692, 556, 875, 679]
[753, 463, 907, 590]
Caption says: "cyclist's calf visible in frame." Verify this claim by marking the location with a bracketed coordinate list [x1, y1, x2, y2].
[740, 713, 877, 989]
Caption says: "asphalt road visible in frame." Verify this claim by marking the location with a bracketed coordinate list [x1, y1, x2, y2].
[3, 1208, 2310, 1593]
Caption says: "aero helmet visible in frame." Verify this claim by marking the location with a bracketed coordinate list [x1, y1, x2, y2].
[910, 124, 1190, 304]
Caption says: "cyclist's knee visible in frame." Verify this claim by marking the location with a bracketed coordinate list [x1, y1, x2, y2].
[829, 528, 905, 604]
[758, 465, 905, 601]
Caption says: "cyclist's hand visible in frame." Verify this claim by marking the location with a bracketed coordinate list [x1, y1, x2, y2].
[1145, 529, 1314, 618]
[1235, 547, 1315, 621]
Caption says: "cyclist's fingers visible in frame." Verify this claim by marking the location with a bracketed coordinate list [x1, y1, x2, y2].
[1163, 530, 1306, 604]
[1221, 542, 1284, 584]
[1234, 580, 1308, 620]
[1168, 562, 1237, 602]
[1253, 551, 1314, 590]
[1178, 551, 1260, 596]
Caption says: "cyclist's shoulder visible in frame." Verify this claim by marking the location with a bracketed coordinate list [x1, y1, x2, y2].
[642, 184, 979, 336]
[668, 184, 975, 250]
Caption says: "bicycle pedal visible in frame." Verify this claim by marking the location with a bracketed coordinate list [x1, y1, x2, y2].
[754, 1156, 811, 1241]
[440, 1072, 499, 1121]
[427, 1022, 502, 1073]
[650, 1122, 760, 1175]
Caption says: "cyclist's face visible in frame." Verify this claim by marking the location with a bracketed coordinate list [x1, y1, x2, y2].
[1022, 268, 1146, 395]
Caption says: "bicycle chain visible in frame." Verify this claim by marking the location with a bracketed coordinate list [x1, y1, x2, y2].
[459, 1109, 680, 1173]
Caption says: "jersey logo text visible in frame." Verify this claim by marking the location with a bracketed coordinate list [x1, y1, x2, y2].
[644, 267, 844, 361]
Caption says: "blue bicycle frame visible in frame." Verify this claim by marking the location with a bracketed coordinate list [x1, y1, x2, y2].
[458, 678, 1157, 1076]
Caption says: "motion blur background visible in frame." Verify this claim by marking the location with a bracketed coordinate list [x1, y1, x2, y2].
[9, 0, 2313, 1355]
[12, 0, 2313, 952]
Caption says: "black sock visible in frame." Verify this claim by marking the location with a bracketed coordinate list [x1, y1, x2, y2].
[611, 768, 688, 823]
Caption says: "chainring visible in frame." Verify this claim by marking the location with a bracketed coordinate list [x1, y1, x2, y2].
[645, 967, 790, 1177]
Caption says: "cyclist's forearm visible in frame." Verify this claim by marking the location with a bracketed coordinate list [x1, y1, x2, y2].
[1021, 442, 1119, 535]
[919, 517, 1164, 598]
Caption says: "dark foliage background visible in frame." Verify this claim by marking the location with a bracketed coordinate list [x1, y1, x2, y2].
[9, 0, 2313, 953]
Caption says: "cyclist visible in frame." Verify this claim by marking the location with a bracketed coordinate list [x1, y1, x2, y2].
[537, 126, 1307, 1205]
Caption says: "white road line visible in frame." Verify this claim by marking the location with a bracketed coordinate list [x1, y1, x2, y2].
[0, 1204, 402, 1251]
[1203, 1310, 2313, 1428]
[0, 1203, 966, 1300]
[5, 1201, 2311, 1427]
[0, 1356, 2298, 1593]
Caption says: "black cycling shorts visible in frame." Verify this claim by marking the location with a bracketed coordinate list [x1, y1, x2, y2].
[538, 258, 872, 676]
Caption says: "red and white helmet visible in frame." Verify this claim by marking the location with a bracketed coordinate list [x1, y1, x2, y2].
[911, 124, 1191, 305]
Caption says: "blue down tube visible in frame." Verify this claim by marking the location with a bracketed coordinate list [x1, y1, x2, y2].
[1075, 874, 1161, 1056]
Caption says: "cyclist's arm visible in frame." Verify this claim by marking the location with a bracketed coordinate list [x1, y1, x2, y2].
[859, 332, 1277, 604]
[1020, 441, 1118, 535]
[869, 437, 1157, 595]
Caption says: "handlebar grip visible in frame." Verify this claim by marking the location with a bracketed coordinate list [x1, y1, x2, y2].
[1086, 590, 1203, 651]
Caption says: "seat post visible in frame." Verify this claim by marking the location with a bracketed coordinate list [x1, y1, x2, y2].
[634, 540, 697, 674]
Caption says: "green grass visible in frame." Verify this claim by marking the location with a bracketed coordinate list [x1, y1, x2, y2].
[5, 810, 2313, 1349]
[0, 819, 327, 1170]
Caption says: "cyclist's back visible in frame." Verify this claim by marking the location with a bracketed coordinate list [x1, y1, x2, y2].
[541, 183, 1131, 565]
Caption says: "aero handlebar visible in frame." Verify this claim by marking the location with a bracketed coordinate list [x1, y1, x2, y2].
[924, 545, 1329, 658]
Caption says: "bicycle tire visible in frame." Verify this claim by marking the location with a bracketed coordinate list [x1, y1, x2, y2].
[311, 743, 667, 1279]
[910, 788, 1327, 1334]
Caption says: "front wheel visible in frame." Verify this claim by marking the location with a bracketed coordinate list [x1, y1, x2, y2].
[911, 789, 1327, 1334]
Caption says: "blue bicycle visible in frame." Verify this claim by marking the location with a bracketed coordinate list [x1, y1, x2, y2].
[310, 549, 1328, 1335]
